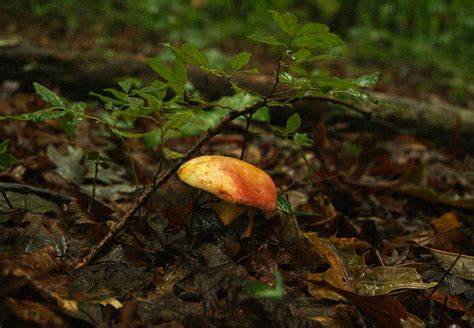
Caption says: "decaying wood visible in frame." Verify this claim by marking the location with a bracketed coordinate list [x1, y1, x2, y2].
[368, 93, 474, 151]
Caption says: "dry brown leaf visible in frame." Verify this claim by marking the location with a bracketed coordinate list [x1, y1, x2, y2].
[431, 212, 462, 232]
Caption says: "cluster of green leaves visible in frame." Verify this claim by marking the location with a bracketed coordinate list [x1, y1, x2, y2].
[0, 83, 86, 139]
[1, 11, 379, 165]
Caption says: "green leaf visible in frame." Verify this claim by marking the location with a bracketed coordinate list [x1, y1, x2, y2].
[0, 154, 18, 170]
[277, 195, 292, 215]
[88, 151, 99, 161]
[293, 23, 343, 49]
[279, 72, 295, 84]
[170, 43, 209, 68]
[299, 22, 330, 34]
[90, 92, 124, 106]
[99, 162, 110, 169]
[111, 128, 160, 139]
[33, 82, 65, 108]
[292, 132, 314, 147]
[270, 10, 298, 36]
[286, 113, 302, 134]
[245, 271, 284, 300]
[104, 88, 128, 100]
[172, 59, 187, 88]
[147, 58, 173, 81]
[289, 65, 308, 77]
[7, 108, 67, 122]
[0, 140, 8, 154]
[231, 52, 251, 71]
[353, 72, 380, 87]
[118, 79, 133, 93]
[247, 34, 285, 46]
[140, 93, 163, 113]
[143, 129, 182, 148]
[162, 147, 184, 160]
[291, 49, 312, 63]
[164, 111, 193, 132]
[334, 89, 379, 104]
[252, 106, 270, 123]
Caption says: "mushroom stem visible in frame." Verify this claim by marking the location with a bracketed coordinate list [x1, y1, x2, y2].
[210, 201, 246, 225]
[241, 208, 256, 239]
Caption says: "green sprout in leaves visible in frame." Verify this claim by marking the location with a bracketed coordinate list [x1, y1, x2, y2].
[0, 140, 18, 170]
[87, 151, 110, 213]
[245, 271, 285, 300]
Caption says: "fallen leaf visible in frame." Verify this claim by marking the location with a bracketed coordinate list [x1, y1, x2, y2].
[5, 298, 65, 327]
[431, 212, 461, 232]
[47, 145, 85, 183]
[307, 233, 437, 296]
[417, 244, 474, 281]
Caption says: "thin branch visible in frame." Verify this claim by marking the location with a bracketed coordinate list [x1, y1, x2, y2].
[240, 112, 254, 160]
[288, 95, 372, 119]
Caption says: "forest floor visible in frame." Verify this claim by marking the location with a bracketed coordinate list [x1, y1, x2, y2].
[1, 16, 474, 327]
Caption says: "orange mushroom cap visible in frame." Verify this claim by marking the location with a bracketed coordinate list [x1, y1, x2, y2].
[178, 155, 277, 212]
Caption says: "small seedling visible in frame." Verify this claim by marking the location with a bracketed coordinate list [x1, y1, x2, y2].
[87, 151, 110, 213]
[245, 271, 284, 300]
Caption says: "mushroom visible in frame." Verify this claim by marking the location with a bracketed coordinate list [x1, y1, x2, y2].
[178, 155, 277, 238]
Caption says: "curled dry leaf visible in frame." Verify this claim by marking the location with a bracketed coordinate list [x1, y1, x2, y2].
[307, 233, 437, 296]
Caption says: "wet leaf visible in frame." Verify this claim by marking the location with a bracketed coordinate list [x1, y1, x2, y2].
[307, 233, 437, 295]
[33, 82, 65, 108]
[353, 72, 380, 87]
[0, 191, 59, 223]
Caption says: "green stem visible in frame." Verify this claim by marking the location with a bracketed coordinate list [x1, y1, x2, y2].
[89, 161, 99, 214]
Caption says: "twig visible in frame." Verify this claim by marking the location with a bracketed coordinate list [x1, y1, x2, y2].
[239, 113, 254, 160]
[427, 251, 463, 300]
[294, 95, 372, 120]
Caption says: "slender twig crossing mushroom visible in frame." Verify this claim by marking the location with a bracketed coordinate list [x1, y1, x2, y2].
[178, 155, 277, 237]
